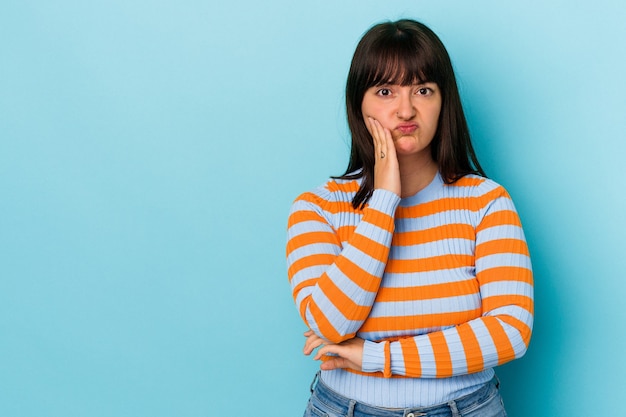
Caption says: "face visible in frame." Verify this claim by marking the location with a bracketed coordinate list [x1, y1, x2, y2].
[361, 82, 442, 158]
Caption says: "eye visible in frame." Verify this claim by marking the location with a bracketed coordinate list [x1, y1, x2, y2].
[376, 88, 392, 96]
[416, 87, 433, 96]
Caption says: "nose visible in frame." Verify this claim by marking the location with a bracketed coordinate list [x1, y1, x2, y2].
[396, 91, 416, 120]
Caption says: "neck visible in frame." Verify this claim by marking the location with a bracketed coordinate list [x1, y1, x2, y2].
[397, 153, 438, 198]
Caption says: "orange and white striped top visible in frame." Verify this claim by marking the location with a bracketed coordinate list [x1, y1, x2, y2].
[286, 172, 533, 407]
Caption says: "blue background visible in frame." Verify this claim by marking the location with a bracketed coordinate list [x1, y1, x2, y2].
[1, 1, 625, 416]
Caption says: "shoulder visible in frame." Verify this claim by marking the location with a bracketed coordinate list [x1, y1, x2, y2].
[446, 174, 509, 198]
[443, 174, 517, 215]
[290, 175, 362, 213]
[293, 174, 362, 206]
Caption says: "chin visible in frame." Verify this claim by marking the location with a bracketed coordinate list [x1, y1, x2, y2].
[394, 138, 421, 151]
[395, 141, 432, 157]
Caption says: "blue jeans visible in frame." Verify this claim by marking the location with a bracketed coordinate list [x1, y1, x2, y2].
[304, 374, 507, 417]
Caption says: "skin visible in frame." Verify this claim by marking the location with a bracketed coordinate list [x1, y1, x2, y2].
[304, 82, 443, 371]
[365, 82, 442, 198]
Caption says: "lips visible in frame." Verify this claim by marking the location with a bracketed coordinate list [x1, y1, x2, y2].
[396, 123, 418, 134]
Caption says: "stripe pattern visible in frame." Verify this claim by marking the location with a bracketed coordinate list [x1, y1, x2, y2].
[286, 173, 533, 406]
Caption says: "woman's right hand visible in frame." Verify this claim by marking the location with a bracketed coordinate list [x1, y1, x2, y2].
[366, 117, 401, 197]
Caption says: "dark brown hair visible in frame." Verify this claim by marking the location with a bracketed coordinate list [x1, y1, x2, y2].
[338, 19, 485, 208]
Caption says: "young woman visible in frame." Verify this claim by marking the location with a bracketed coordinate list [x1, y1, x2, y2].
[286, 19, 533, 417]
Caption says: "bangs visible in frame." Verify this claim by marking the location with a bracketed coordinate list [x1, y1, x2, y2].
[360, 32, 442, 88]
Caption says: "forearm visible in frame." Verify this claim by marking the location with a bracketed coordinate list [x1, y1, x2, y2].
[362, 307, 532, 378]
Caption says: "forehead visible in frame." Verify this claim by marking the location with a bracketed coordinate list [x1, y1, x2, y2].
[366, 52, 430, 87]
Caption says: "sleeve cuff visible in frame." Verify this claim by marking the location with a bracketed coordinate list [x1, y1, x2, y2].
[362, 340, 391, 377]
[367, 189, 401, 216]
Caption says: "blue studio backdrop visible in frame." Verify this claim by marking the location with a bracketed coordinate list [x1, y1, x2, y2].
[1, 1, 625, 416]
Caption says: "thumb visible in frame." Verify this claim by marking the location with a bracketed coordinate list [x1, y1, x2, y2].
[320, 356, 350, 371]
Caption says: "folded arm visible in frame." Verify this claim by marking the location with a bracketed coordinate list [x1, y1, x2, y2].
[318, 187, 534, 378]
[287, 187, 400, 343]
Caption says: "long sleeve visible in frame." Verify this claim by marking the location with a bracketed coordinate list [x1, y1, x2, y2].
[286, 185, 400, 343]
[361, 184, 533, 378]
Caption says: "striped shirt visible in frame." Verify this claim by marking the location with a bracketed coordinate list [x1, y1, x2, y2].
[286, 172, 533, 407]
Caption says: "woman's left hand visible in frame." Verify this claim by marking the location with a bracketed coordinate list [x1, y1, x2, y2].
[304, 333, 365, 372]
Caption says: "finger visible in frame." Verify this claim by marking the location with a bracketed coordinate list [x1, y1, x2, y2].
[370, 118, 385, 144]
[381, 124, 396, 159]
[320, 357, 341, 371]
[367, 117, 382, 142]
[365, 116, 375, 136]
[303, 333, 326, 355]
[303, 335, 319, 351]
[304, 338, 324, 355]
[314, 344, 341, 361]
[320, 357, 353, 371]
[368, 118, 387, 159]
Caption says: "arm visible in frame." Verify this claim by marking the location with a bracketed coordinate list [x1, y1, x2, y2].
[318, 186, 533, 378]
[287, 117, 400, 344]
[287, 187, 400, 343]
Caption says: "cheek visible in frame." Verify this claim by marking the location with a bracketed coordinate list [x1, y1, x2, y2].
[360, 104, 372, 119]
[431, 103, 442, 125]
[361, 100, 383, 119]
[362, 108, 392, 130]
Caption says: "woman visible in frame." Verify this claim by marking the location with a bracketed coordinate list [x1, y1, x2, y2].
[286, 19, 533, 417]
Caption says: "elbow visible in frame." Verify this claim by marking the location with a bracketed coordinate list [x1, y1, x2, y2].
[512, 323, 533, 360]
[519, 326, 533, 357]
[303, 302, 359, 344]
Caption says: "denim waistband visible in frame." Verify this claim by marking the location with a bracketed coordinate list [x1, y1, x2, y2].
[309, 372, 500, 417]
